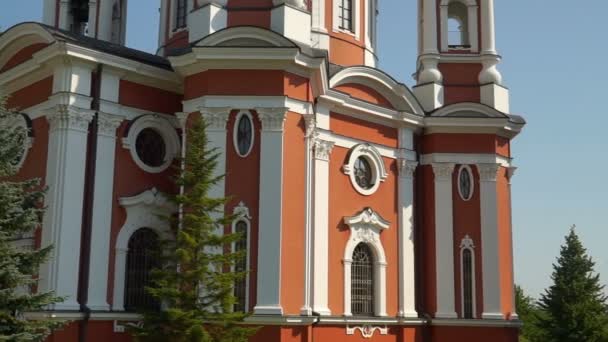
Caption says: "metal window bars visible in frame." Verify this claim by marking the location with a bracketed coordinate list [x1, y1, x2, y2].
[351, 243, 374, 316]
[125, 228, 160, 311]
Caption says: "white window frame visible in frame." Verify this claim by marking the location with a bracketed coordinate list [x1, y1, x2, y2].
[0, 113, 33, 171]
[231, 201, 252, 312]
[342, 144, 388, 196]
[460, 235, 477, 319]
[333, 0, 360, 39]
[232, 110, 255, 158]
[457, 164, 475, 201]
[112, 188, 176, 311]
[440, 0, 479, 52]
[122, 114, 180, 174]
[343, 208, 389, 317]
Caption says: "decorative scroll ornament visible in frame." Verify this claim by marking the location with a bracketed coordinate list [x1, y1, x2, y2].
[313, 139, 334, 161]
[256, 107, 289, 131]
[398, 159, 418, 179]
[199, 107, 231, 130]
[346, 325, 388, 339]
[303, 114, 317, 138]
[431, 162, 455, 181]
[46, 105, 94, 133]
[233, 201, 252, 220]
[98, 113, 123, 137]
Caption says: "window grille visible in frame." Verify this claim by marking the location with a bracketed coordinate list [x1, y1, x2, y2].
[233, 221, 248, 312]
[351, 243, 374, 316]
[125, 228, 160, 311]
[339, 0, 354, 32]
[462, 248, 474, 319]
[175, 0, 188, 29]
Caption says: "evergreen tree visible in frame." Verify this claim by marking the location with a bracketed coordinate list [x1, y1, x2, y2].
[515, 285, 546, 342]
[131, 116, 256, 342]
[538, 226, 608, 342]
[0, 94, 63, 341]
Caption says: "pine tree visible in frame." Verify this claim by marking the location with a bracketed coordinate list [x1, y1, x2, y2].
[515, 285, 546, 342]
[538, 226, 608, 342]
[131, 116, 257, 342]
[0, 94, 64, 341]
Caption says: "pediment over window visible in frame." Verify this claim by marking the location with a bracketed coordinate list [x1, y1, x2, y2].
[343, 208, 389, 264]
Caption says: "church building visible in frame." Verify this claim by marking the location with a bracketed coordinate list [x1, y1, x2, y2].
[0, 0, 525, 341]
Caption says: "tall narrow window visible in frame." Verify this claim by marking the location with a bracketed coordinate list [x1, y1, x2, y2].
[447, 1, 470, 48]
[339, 0, 354, 32]
[175, 0, 187, 29]
[462, 248, 473, 318]
[351, 243, 374, 316]
[125, 228, 160, 311]
[233, 220, 248, 312]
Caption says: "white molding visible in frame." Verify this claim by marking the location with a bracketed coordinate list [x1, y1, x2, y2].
[431, 162, 457, 319]
[232, 110, 255, 158]
[183, 96, 313, 117]
[254, 107, 289, 315]
[397, 159, 418, 318]
[459, 235, 477, 319]
[332, 0, 361, 40]
[346, 325, 388, 339]
[271, 3, 312, 45]
[343, 208, 389, 317]
[457, 164, 475, 201]
[112, 188, 175, 311]
[420, 153, 511, 168]
[39, 105, 94, 310]
[232, 202, 252, 312]
[122, 114, 181, 174]
[342, 144, 388, 196]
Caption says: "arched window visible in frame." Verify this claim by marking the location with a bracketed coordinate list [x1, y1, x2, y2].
[125, 228, 160, 311]
[440, 0, 479, 52]
[175, 0, 187, 29]
[460, 235, 476, 319]
[447, 2, 469, 48]
[233, 220, 248, 312]
[351, 243, 375, 316]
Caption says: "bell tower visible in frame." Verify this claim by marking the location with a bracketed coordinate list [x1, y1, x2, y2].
[414, 0, 507, 113]
[42, 0, 128, 45]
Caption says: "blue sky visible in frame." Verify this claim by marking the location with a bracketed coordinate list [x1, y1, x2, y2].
[2, 1, 607, 299]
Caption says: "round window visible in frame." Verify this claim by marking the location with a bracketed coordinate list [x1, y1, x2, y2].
[354, 157, 374, 190]
[234, 112, 254, 157]
[458, 165, 474, 201]
[135, 128, 166, 168]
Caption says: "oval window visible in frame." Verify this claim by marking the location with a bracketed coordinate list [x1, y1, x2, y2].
[135, 128, 166, 168]
[354, 157, 374, 190]
[234, 112, 254, 157]
[458, 166, 474, 201]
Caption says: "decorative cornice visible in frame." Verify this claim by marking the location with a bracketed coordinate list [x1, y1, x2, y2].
[256, 107, 289, 132]
[313, 139, 334, 161]
[346, 325, 388, 339]
[233, 201, 252, 220]
[45, 105, 94, 133]
[344, 207, 390, 231]
[431, 163, 455, 181]
[199, 107, 231, 131]
[303, 114, 317, 138]
[460, 235, 475, 250]
[272, 0, 308, 10]
[477, 163, 501, 182]
[97, 113, 123, 138]
[398, 159, 418, 179]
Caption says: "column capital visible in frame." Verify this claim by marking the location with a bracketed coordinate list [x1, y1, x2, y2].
[45, 105, 95, 133]
[256, 107, 289, 131]
[477, 163, 501, 182]
[303, 113, 317, 138]
[175, 112, 190, 130]
[199, 107, 231, 130]
[97, 112, 123, 137]
[431, 163, 455, 181]
[313, 139, 334, 161]
[507, 166, 518, 182]
[398, 159, 418, 179]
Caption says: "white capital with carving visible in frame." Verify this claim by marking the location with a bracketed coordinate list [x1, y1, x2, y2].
[313, 139, 334, 161]
[256, 107, 289, 131]
[46, 105, 94, 133]
[273, 0, 307, 10]
[398, 159, 418, 179]
[97, 112, 123, 137]
[478, 163, 501, 182]
[199, 107, 231, 131]
[398, 159, 417, 318]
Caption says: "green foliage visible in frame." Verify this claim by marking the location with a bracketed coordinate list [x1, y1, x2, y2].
[0, 94, 64, 341]
[537, 226, 608, 342]
[131, 117, 257, 342]
[515, 285, 546, 342]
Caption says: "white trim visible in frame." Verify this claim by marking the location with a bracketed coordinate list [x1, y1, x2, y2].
[183, 96, 313, 116]
[342, 144, 388, 196]
[343, 208, 389, 317]
[333, 0, 360, 39]
[457, 165, 475, 201]
[420, 153, 511, 168]
[122, 114, 181, 174]
[459, 235, 477, 319]
[232, 110, 255, 158]
[112, 188, 175, 311]
[397, 158, 418, 318]
[232, 202, 252, 312]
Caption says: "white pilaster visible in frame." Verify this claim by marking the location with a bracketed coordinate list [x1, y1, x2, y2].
[478, 163, 503, 320]
[271, 1, 311, 46]
[43, 0, 58, 26]
[58, 0, 70, 31]
[40, 105, 94, 310]
[86, 112, 123, 311]
[97, 0, 115, 41]
[254, 107, 288, 315]
[480, 0, 497, 55]
[397, 158, 418, 318]
[187, 1, 228, 44]
[311, 137, 334, 316]
[310, 0, 329, 50]
[431, 162, 457, 319]
[421, 0, 439, 54]
[199, 107, 230, 200]
[87, 0, 98, 38]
